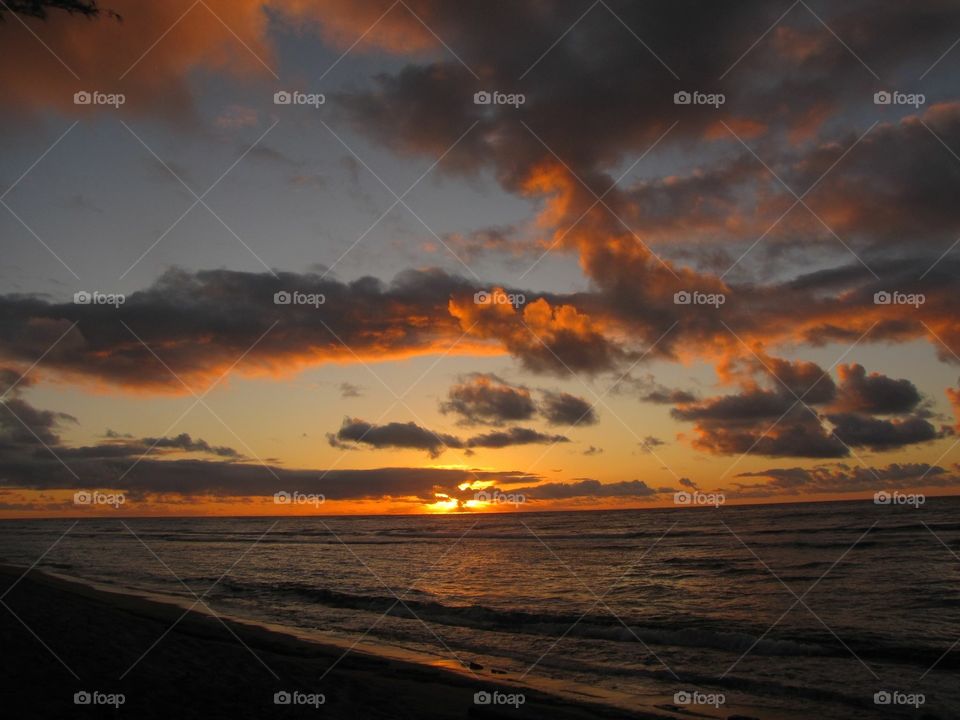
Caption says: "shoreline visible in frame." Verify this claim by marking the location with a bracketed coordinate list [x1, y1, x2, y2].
[0, 563, 688, 719]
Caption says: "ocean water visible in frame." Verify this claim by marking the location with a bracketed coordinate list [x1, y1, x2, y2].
[2, 498, 959, 719]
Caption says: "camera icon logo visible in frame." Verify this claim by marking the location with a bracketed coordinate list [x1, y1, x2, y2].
[73, 291, 92, 304]
[74, 691, 92, 705]
[74, 491, 92, 505]
[473, 91, 492, 105]
[73, 91, 92, 105]
[274, 491, 291, 504]
[874, 691, 892, 705]
[474, 290, 491, 304]
[274, 690, 292, 705]
[274, 291, 292, 305]
[673, 290, 691, 305]
[873, 91, 892, 105]
[873, 291, 891, 305]
[673, 690, 692, 704]
[274, 91, 292, 105]
[673, 91, 691, 105]
[873, 491, 891, 505]
[474, 691, 492, 705]
[673, 491, 692, 505]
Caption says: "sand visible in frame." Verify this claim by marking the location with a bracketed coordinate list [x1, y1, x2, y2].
[0, 564, 680, 719]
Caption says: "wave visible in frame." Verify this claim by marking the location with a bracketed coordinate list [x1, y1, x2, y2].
[207, 578, 957, 670]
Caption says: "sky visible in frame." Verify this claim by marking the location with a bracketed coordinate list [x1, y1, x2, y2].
[1, 0, 960, 516]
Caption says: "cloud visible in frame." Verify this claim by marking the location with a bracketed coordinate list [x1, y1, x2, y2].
[504, 478, 659, 501]
[448, 294, 630, 376]
[328, 417, 462, 458]
[0, 392, 634, 507]
[539, 390, 597, 426]
[735, 463, 955, 497]
[339, 382, 363, 398]
[639, 436, 666, 453]
[440, 373, 536, 425]
[671, 357, 941, 457]
[327, 417, 568, 457]
[0, 0, 278, 122]
[0, 268, 486, 391]
[440, 375, 596, 429]
[465, 426, 568, 449]
[826, 413, 944, 451]
[832, 363, 922, 414]
[139, 432, 241, 459]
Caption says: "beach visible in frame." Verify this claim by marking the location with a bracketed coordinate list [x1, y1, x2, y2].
[0, 563, 675, 719]
[2, 504, 955, 719]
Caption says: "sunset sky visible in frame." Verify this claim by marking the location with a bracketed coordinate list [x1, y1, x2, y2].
[2, 0, 960, 516]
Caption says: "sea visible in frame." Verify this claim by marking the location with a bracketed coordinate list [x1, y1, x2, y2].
[1, 497, 958, 719]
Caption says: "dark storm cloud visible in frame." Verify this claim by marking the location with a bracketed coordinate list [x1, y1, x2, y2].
[440, 373, 536, 425]
[539, 391, 598, 426]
